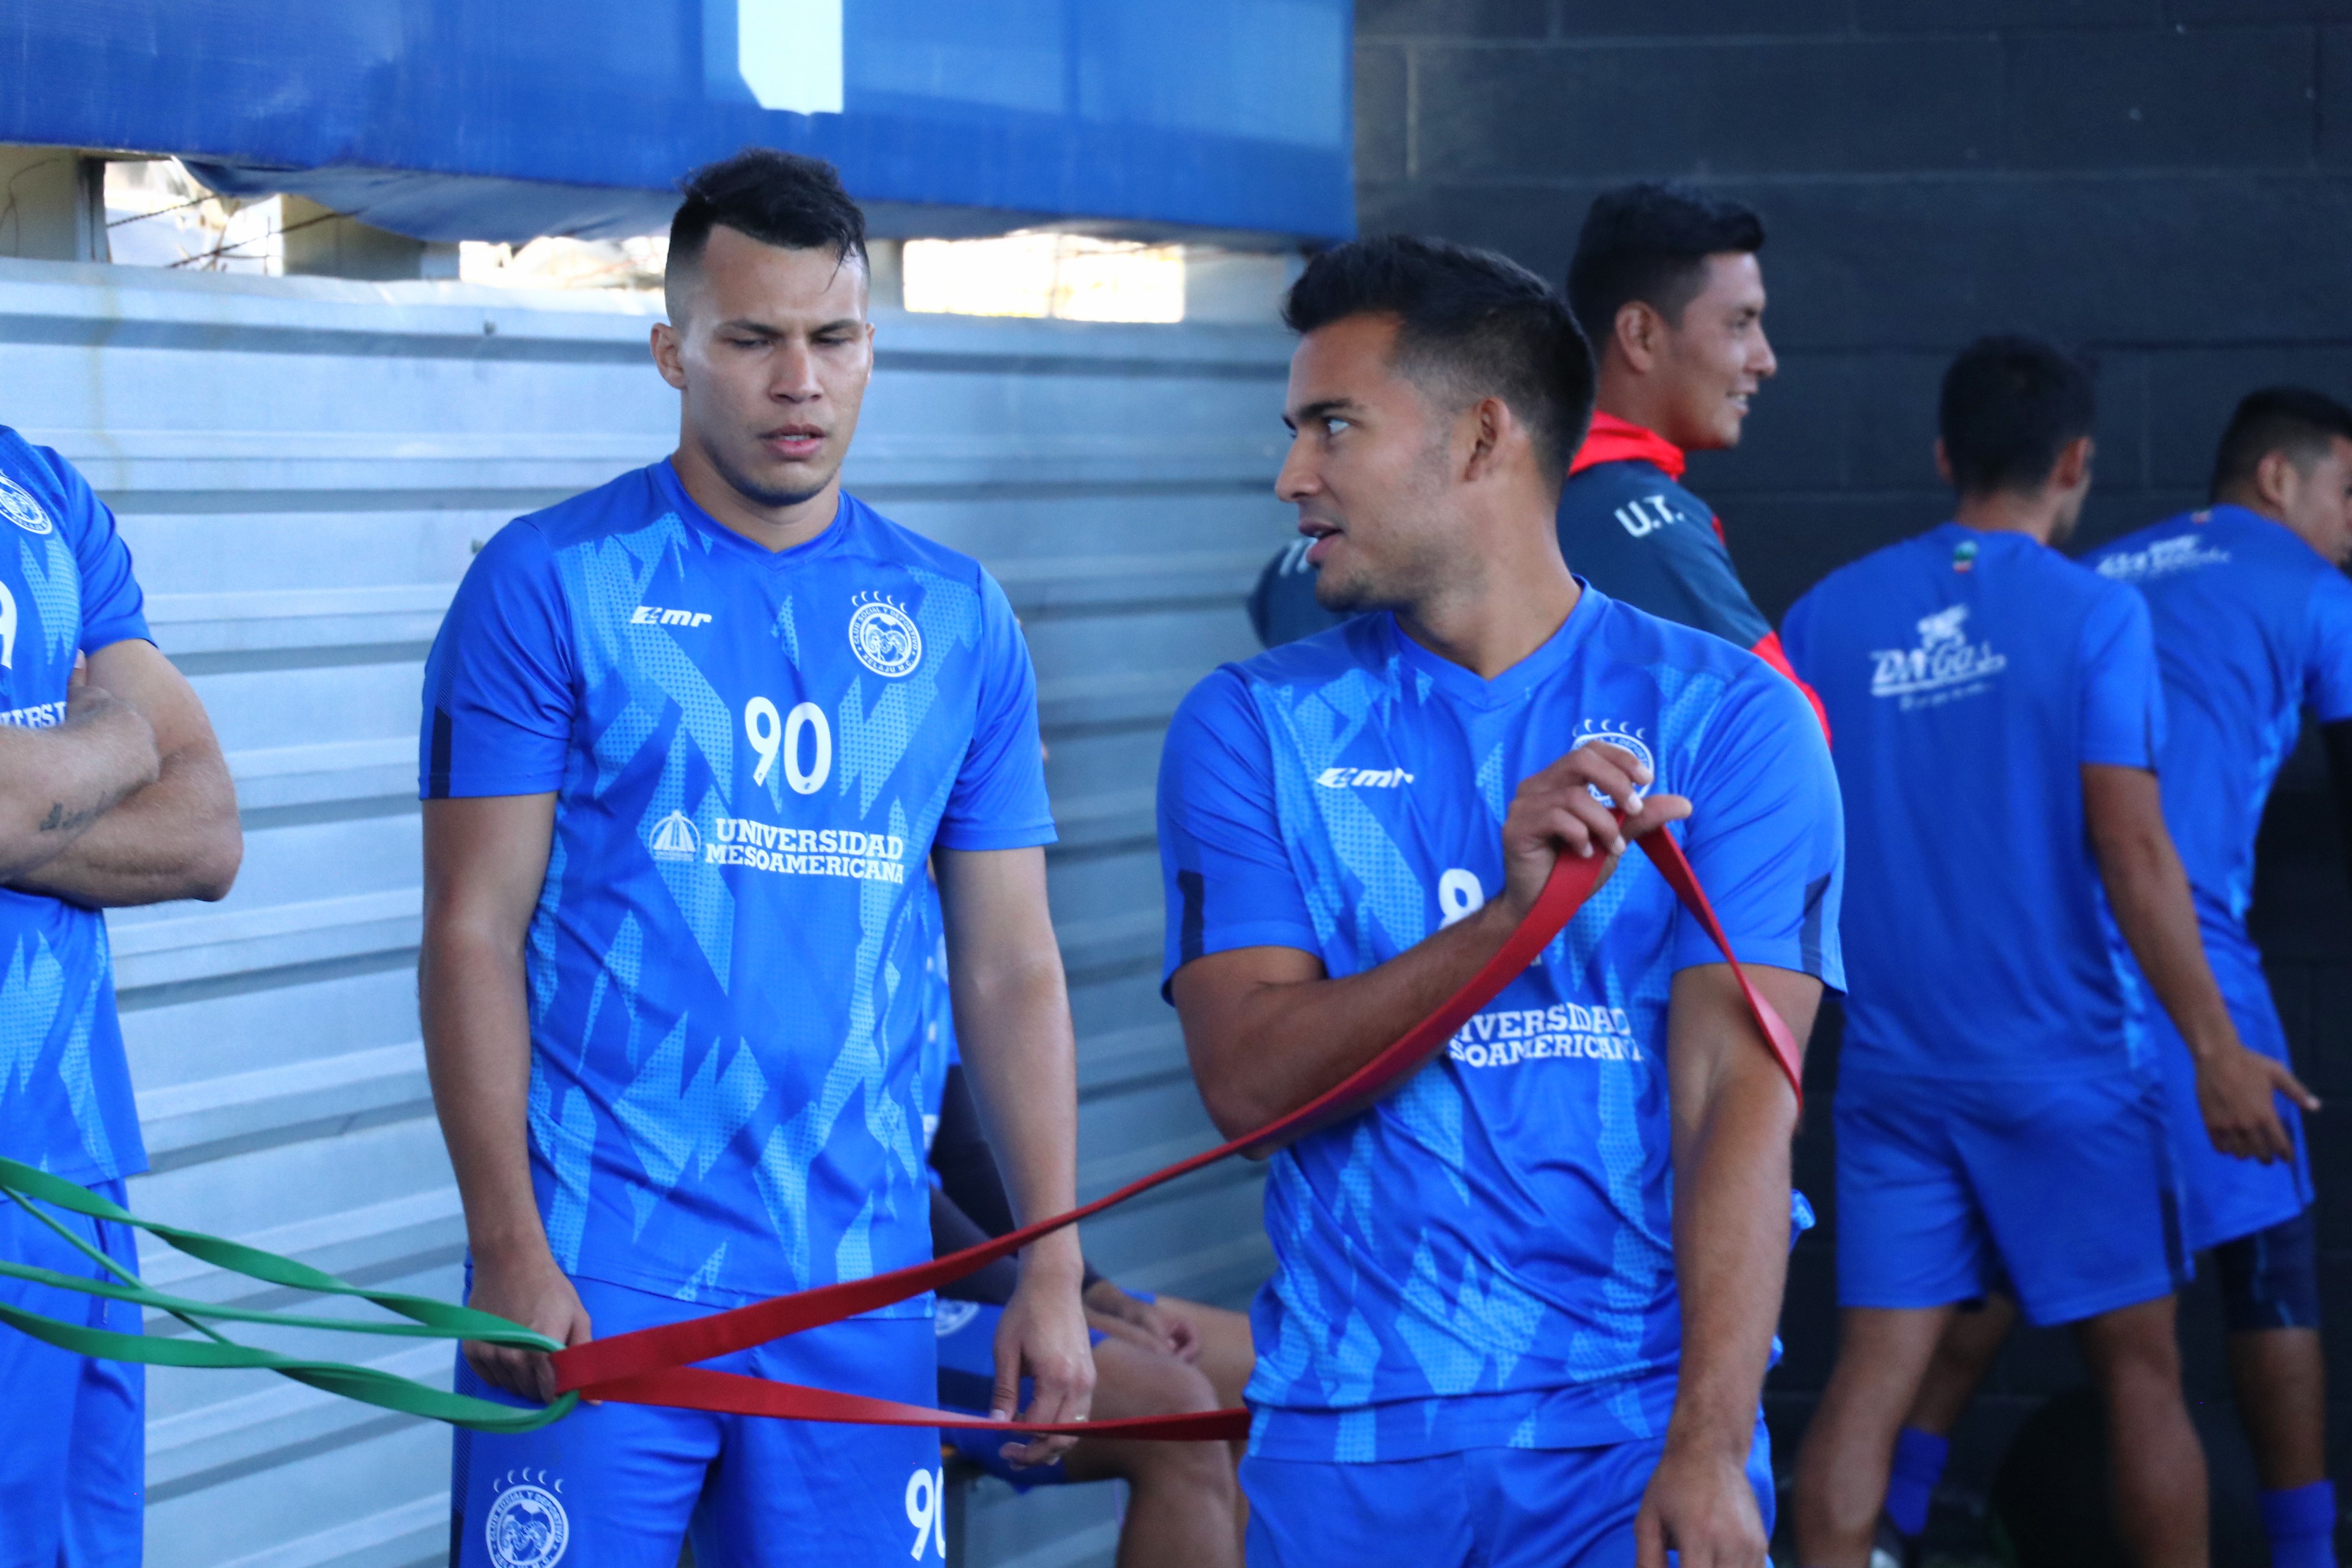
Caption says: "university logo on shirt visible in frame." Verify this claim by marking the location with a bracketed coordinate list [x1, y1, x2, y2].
[848, 591, 923, 677]
[1869, 603, 2005, 710]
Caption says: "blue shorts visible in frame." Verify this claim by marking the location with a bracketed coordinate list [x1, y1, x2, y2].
[1240, 1417, 1773, 1568]
[0, 1174, 143, 1568]
[452, 1271, 946, 1568]
[2153, 939, 2312, 1253]
[933, 1297, 1111, 1491]
[1835, 1069, 2186, 1327]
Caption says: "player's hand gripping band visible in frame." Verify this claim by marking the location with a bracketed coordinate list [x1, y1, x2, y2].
[0, 821, 1798, 1442]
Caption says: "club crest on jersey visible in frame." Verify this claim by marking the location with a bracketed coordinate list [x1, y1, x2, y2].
[1572, 720, 1655, 802]
[848, 592, 923, 678]
[0, 474, 52, 535]
[935, 1298, 982, 1337]
[646, 809, 702, 863]
[486, 1471, 570, 1568]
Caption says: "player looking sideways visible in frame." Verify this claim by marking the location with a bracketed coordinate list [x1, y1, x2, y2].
[417, 151, 1091, 1568]
[1245, 184, 1828, 741]
[1783, 338, 2305, 1568]
[1159, 234, 1844, 1567]
[0, 429, 241, 1568]
[1874, 388, 2352, 1568]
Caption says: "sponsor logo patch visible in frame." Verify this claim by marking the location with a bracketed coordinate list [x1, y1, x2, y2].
[1869, 602, 2005, 710]
[646, 810, 703, 862]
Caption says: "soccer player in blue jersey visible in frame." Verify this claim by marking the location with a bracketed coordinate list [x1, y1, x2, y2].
[1871, 387, 2352, 1568]
[1160, 235, 1845, 1567]
[418, 151, 1093, 1568]
[0, 432, 242, 1568]
[1782, 339, 2309, 1568]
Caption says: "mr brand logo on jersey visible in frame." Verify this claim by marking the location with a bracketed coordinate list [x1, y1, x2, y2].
[1870, 603, 2006, 710]
[848, 591, 923, 677]
[2095, 534, 2230, 584]
[0, 474, 51, 535]
[646, 810, 703, 862]
[631, 605, 713, 628]
[1315, 765, 1414, 788]
[485, 1471, 570, 1568]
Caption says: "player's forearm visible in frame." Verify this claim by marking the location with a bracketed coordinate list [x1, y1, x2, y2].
[1665, 1055, 1793, 1462]
[1176, 896, 1523, 1139]
[420, 923, 550, 1264]
[0, 701, 158, 879]
[952, 949, 1085, 1279]
[9, 742, 239, 906]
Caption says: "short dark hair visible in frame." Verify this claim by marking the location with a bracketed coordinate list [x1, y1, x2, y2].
[1565, 183, 1765, 349]
[2209, 387, 2352, 502]
[1282, 234, 1595, 479]
[1938, 335, 2098, 496]
[667, 148, 866, 292]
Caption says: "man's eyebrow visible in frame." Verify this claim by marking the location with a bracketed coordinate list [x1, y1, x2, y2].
[710, 316, 864, 337]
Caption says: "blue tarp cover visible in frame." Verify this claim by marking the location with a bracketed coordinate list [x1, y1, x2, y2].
[2, 1, 1353, 243]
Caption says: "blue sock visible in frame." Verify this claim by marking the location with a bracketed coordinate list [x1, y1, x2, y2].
[1883, 1426, 1948, 1538]
[2262, 1481, 2338, 1568]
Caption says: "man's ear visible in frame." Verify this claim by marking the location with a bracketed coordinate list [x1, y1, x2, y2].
[1459, 394, 1511, 484]
[1612, 299, 1662, 376]
[2252, 447, 2300, 512]
[1933, 436, 1954, 488]
[2053, 435, 2095, 491]
[650, 321, 687, 392]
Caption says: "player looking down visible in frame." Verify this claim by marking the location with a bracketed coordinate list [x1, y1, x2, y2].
[1782, 338, 2303, 1568]
[1245, 184, 1828, 743]
[0, 430, 242, 1568]
[1159, 234, 1845, 1567]
[417, 150, 1092, 1568]
[1874, 387, 2352, 1568]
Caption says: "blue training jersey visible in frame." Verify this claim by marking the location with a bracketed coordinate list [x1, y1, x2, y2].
[2086, 505, 2352, 943]
[0, 430, 153, 1184]
[1157, 583, 1843, 1461]
[1783, 523, 2165, 1082]
[420, 460, 1054, 1308]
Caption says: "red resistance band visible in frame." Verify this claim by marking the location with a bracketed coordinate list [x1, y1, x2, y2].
[550, 826, 1802, 1442]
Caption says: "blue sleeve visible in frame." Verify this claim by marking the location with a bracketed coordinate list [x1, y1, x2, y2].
[1668, 665, 1845, 989]
[420, 520, 576, 798]
[1157, 667, 1319, 988]
[2303, 567, 2352, 725]
[34, 446, 149, 652]
[934, 569, 1056, 851]
[2079, 585, 2164, 768]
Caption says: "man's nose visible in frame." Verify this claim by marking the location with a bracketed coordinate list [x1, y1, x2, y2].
[1275, 433, 1318, 501]
[1752, 324, 1779, 381]
[772, 340, 822, 399]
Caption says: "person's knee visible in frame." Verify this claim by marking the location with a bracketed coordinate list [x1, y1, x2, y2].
[2079, 1298, 2185, 1391]
[2217, 1210, 2321, 1334]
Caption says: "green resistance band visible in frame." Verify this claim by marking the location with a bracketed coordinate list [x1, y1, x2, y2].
[0, 1156, 575, 1433]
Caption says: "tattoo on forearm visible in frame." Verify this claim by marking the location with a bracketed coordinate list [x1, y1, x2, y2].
[38, 801, 100, 834]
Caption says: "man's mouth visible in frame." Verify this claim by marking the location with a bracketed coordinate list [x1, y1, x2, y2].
[761, 424, 827, 460]
[1299, 518, 1341, 566]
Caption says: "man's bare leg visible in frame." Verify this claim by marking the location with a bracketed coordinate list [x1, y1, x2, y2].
[2229, 1328, 2327, 1492]
[1061, 1336, 1242, 1568]
[2075, 1294, 2209, 1568]
[1908, 1292, 2017, 1435]
[1148, 1293, 1254, 1551]
[1791, 1305, 1956, 1567]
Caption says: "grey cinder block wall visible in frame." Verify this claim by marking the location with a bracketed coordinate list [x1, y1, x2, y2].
[1353, 0, 2352, 1538]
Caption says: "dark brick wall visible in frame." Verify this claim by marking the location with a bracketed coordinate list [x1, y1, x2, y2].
[1355, 0, 2352, 1547]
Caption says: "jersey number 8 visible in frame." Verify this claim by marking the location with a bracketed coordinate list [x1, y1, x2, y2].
[744, 697, 832, 795]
